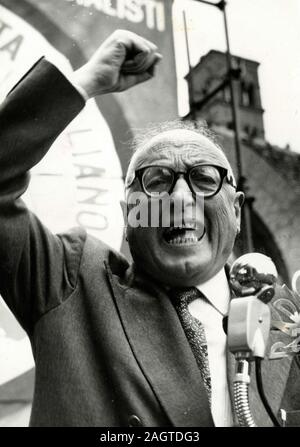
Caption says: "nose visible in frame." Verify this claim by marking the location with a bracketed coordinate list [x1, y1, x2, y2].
[168, 174, 204, 228]
[171, 174, 194, 204]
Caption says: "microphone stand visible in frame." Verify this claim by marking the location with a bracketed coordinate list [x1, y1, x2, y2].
[227, 253, 278, 427]
[227, 286, 273, 426]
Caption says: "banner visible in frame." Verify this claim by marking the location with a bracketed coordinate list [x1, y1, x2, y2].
[0, 0, 177, 425]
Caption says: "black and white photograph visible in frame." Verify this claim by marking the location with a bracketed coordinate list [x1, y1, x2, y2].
[0, 0, 299, 430]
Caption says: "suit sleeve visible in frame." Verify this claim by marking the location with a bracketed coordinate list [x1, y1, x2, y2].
[0, 59, 86, 335]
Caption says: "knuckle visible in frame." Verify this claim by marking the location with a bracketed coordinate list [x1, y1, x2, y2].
[113, 29, 125, 36]
[112, 29, 126, 42]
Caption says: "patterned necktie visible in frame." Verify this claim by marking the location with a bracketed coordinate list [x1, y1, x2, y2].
[172, 287, 212, 405]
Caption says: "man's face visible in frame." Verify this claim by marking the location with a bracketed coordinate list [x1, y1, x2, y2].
[124, 129, 244, 287]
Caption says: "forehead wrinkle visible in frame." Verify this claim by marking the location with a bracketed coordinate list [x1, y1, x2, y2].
[131, 143, 229, 171]
[133, 150, 172, 169]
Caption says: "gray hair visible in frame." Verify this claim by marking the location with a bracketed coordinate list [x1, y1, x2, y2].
[130, 119, 224, 155]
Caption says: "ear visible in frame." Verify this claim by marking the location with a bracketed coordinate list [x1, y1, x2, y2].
[233, 191, 245, 233]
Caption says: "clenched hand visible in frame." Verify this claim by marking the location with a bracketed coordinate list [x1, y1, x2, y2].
[72, 29, 162, 98]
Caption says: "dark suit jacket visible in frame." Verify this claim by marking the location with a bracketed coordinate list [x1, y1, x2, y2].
[0, 59, 299, 427]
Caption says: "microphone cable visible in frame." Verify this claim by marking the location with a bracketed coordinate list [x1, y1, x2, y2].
[255, 357, 281, 427]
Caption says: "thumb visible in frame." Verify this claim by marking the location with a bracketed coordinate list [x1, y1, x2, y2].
[118, 54, 161, 91]
[118, 71, 154, 91]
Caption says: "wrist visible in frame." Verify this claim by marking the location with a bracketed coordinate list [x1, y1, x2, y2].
[70, 66, 96, 100]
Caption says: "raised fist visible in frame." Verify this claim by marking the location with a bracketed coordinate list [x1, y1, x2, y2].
[72, 29, 162, 98]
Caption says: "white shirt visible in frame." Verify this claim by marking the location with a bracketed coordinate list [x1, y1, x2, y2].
[188, 268, 233, 427]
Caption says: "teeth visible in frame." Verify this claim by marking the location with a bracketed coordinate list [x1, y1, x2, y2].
[164, 228, 205, 245]
[168, 236, 198, 245]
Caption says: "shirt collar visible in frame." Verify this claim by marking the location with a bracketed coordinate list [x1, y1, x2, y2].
[196, 268, 231, 315]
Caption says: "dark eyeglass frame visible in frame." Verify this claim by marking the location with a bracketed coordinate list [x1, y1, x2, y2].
[128, 164, 236, 198]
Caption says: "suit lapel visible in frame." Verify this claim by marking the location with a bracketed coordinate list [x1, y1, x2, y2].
[105, 261, 214, 427]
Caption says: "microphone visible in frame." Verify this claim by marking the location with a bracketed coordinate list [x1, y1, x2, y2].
[227, 254, 279, 427]
[230, 252, 278, 303]
[223, 253, 278, 337]
[227, 253, 278, 358]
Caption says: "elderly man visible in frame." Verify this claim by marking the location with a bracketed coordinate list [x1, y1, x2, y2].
[0, 30, 299, 427]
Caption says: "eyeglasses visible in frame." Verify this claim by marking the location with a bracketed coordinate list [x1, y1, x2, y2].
[127, 164, 236, 198]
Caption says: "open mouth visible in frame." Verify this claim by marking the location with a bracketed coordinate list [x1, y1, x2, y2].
[163, 225, 206, 245]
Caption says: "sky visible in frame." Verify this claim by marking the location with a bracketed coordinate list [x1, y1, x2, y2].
[173, 0, 300, 152]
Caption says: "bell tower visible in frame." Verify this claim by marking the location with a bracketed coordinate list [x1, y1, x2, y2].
[186, 50, 265, 140]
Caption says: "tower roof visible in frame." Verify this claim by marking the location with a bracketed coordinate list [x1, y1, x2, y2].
[185, 49, 260, 80]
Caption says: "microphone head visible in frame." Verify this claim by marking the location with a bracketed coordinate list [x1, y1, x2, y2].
[229, 253, 278, 297]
